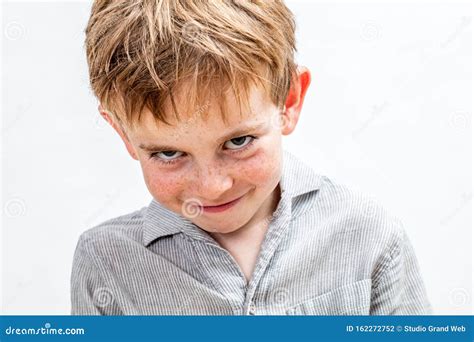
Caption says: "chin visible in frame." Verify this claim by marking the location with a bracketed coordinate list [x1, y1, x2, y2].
[213, 226, 241, 234]
[199, 223, 236, 234]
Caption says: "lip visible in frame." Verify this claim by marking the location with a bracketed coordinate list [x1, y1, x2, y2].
[201, 194, 246, 213]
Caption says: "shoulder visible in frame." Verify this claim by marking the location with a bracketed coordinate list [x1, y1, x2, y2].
[302, 175, 405, 252]
[75, 206, 147, 256]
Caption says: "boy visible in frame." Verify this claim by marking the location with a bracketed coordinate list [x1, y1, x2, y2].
[71, 0, 432, 315]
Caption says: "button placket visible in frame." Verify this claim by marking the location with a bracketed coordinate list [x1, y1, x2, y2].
[248, 301, 256, 315]
[243, 193, 293, 314]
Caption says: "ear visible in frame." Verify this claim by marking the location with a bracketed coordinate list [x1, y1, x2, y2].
[280, 66, 311, 135]
[98, 104, 139, 160]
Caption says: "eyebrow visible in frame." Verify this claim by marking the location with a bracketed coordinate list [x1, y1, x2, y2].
[138, 121, 268, 152]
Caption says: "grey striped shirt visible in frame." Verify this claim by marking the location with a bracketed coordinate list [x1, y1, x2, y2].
[70, 150, 432, 315]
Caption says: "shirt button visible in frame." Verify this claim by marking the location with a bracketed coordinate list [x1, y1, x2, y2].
[248, 302, 256, 315]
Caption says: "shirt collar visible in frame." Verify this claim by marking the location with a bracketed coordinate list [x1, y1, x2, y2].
[279, 149, 322, 199]
[142, 149, 322, 246]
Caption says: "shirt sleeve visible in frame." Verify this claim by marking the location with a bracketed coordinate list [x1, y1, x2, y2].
[70, 234, 122, 315]
[370, 226, 433, 315]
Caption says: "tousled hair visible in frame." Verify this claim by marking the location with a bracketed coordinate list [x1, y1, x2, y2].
[85, 0, 297, 129]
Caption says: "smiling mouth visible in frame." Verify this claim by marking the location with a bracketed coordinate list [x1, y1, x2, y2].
[202, 194, 245, 208]
[198, 193, 247, 213]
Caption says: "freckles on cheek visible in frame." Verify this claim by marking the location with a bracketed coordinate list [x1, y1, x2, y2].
[238, 150, 281, 186]
[142, 165, 184, 203]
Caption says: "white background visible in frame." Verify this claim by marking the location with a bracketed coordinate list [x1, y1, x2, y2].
[1, 0, 472, 314]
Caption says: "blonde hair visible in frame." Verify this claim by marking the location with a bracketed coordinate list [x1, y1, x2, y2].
[85, 0, 297, 129]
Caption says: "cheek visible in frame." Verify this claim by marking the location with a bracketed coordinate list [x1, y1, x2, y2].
[141, 161, 185, 204]
[236, 148, 282, 187]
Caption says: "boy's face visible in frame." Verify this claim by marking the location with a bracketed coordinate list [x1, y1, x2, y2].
[102, 68, 310, 236]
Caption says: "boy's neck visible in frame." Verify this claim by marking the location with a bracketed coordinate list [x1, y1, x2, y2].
[209, 182, 282, 283]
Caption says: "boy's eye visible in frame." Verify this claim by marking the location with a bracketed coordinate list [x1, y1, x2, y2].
[152, 150, 184, 161]
[224, 136, 254, 150]
[150, 135, 257, 165]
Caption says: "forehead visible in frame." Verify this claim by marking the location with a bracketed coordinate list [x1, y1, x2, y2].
[128, 83, 274, 141]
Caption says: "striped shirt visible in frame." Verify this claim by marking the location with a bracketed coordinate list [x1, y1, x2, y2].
[70, 150, 433, 315]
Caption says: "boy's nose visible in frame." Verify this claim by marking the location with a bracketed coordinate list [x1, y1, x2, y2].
[194, 164, 234, 204]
